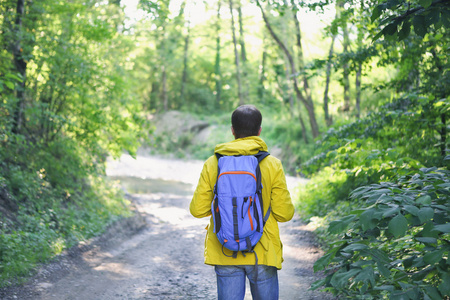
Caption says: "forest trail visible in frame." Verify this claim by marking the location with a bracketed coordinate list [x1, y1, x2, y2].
[4, 154, 331, 300]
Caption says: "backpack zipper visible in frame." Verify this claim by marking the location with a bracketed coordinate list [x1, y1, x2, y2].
[248, 196, 254, 231]
[218, 171, 257, 181]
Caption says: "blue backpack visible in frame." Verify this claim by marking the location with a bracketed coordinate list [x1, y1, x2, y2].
[212, 151, 270, 260]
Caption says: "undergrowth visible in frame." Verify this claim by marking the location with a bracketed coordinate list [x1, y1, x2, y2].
[296, 95, 449, 298]
[0, 137, 131, 288]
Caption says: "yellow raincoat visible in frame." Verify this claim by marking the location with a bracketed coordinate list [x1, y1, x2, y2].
[190, 136, 294, 269]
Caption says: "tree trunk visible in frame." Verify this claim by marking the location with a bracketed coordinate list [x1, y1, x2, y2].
[355, 0, 364, 119]
[285, 55, 308, 143]
[441, 113, 447, 160]
[237, 3, 246, 63]
[291, 0, 305, 71]
[297, 102, 308, 144]
[229, 0, 244, 105]
[291, 1, 316, 136]
[12, 0, 27, 134]
[180, 19, 190, 105]
[355, 62, 362, 118]
[150, 81, 159, 111]
[323, 30, 336, 127]
[237, 1, 248, 101]
[256, 0, 319, 138]
[258, 36, 267, 101]
[162, 65, 168, 111]
[215, 0, 222, 107]
[340, 1, 351, 112]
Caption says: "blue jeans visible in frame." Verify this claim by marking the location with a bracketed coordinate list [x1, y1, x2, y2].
[215, 265, 279, 300]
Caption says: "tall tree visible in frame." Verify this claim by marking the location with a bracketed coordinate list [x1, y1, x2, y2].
[11, 0, 26, 134]
[180, 21, 190, 104]
[215, 0, 223, 106]
[229, 0, 244, 105]
[180, 1, 189, 105]
[257, 35, 267, 101]
[323, 34, 336, 127]
[256, 0, 320, 138]
[140, 0, 172, 111]
[323, 9, 338, 127]
[238, 0, 249, 101]
[339, 0, 351, 112]
[161, 42, 168, 111]
[354, 0, 364, 119]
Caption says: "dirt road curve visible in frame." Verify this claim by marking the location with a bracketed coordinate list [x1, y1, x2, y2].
[1, 155, 332, 300]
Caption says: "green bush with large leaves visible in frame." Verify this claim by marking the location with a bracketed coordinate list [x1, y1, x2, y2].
[312, 168, 450, 299]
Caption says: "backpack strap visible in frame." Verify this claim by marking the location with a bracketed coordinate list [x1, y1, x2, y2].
[254, 151, 270, 163]
[214, 153, 223, 195]
[254, 151, 271, 226]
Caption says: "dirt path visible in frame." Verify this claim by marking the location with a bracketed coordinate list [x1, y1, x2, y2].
[1, 155, 332, 300]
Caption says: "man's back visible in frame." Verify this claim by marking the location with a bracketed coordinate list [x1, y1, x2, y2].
[190, 105, 294, 300]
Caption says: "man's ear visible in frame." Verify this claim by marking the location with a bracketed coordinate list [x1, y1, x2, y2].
[231, 126, 236, 138]
[257, 127, 262, 136]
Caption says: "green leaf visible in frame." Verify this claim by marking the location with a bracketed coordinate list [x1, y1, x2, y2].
[372, 31, 384, 42]
[398, 20, 411, 41]
[343, 243, 368, 252]
[416, 195, 432, 205]
[367, 248, 390, 264]
[328, 215, 356, 234]
[373, 188, 392, 195]
[314, 252, 334, 272]
[353, 266, 375, 286]
[403, 205, 420, 216]
[382, 23, 398, 38]
[434, 223, 450, 233]
[374, 285, 395, 291]
[418, 207, 434, 223]
[377, 261, 391, 277]
[330, 268, 360, 289]
[413, 15, 427, 37]
[360, 209, 378, 231]
[420, 222, 440, 238]
[5, 81, 14, 90]
[424, 9, 440, 27]
[438, 273, 450, 296]
[390, 291, 411, 300]
[371, 5, 383, 23]
[419, 0, 432, 8]
[386, 0, 401, 10]
[423, 249, 445, 265]
[388, 214, 408, 238]
[310, 278, 326, 291]
[424, 286, 443, 300]
[350, 186, 372, 199]
[416, 237, 437, 244]
[403, 256, 415, 268]
[382, 206, 400, 218]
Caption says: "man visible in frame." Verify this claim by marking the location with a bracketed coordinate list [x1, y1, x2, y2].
[190, 105, 294, 300]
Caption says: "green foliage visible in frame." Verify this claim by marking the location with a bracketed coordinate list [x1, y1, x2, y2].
[0, 134, 131, 287]
[370, 0, 450, 41]
[0, 0, 146, 287]
[302, 94, 449, 176]
[312, 168, 450, 299]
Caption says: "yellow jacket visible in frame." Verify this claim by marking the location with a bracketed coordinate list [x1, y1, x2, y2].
[190, 136, 294, 269]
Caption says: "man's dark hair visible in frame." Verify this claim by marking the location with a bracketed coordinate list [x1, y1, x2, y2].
[231, 105, 262, 138]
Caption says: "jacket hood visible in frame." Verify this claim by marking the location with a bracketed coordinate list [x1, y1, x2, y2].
[214, 136, 268, 156]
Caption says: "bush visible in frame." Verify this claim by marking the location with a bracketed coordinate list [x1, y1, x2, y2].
[0, 137, 130, 287]
[312, 168, 450, 299]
